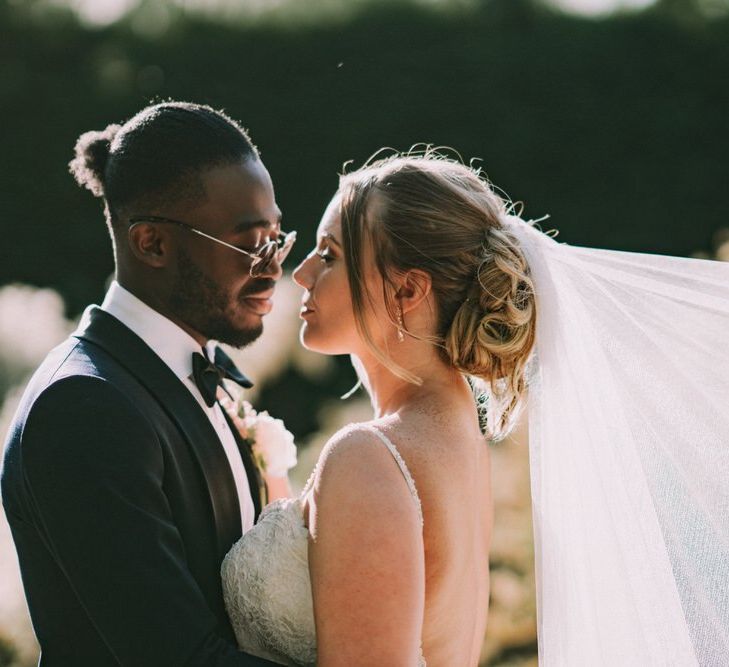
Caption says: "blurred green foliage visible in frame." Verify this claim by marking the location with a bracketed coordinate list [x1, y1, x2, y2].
[1, 0, 728, 317]
[0, 636, 18, 667]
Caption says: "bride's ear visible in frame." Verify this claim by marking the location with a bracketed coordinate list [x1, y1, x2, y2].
[396, 269, 432, 314]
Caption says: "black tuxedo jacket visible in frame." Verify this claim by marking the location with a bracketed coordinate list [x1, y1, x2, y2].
[1, 308, 280, 667]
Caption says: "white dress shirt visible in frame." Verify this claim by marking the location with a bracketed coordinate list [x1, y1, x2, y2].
[97, 281, 255, 533]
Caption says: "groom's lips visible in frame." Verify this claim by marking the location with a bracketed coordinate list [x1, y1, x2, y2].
[242, 289, 275, 315]
[300, 302, 315, 319]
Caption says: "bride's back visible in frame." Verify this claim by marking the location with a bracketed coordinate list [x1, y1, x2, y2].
[379, 392, 493, 667]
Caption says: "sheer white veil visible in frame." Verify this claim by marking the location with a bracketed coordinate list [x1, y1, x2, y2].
[503, 216, 729, 666]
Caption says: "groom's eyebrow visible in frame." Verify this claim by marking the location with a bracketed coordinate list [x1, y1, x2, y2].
[232, 213, 283, 233]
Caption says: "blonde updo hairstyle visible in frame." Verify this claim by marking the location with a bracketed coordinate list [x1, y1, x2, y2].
[338, 149, 536, 441]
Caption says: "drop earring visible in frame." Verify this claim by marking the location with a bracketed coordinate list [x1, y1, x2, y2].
[396, 307, 405, 342]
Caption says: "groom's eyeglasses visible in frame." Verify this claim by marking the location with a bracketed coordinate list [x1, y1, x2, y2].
[128, 216, 297, 278]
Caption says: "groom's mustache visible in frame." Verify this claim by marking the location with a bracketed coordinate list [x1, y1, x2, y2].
[239, 279, 276, 298]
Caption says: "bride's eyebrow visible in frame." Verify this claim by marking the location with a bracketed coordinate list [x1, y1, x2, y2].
[323, 232, 342, 248]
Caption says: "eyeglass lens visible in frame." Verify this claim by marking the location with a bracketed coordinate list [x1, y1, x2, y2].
[250, 234, 294, 277]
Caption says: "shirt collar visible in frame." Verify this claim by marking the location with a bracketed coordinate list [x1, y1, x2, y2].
[99, 281, 207, 383]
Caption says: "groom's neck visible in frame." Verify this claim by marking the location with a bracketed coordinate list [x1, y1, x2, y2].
[115, 274, 209, 348]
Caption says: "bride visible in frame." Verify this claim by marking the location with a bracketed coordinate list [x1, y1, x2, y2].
[222, 150, 729, 666]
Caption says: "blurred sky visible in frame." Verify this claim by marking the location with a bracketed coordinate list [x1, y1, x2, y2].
[47, 0, 659, 26]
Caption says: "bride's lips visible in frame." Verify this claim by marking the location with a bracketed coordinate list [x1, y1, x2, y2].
[242, 289, 275, 315]
[300, 302, 315, 319]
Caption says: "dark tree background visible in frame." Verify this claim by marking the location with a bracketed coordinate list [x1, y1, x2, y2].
[2, 0, 728, 314]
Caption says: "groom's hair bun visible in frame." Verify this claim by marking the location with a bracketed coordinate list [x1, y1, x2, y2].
[338, 148, 536, 441]
[69, 124, 121, 197]
[68, 101, 258, 227]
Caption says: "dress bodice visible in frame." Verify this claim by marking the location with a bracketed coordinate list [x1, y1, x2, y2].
[221, 425, 426, 666]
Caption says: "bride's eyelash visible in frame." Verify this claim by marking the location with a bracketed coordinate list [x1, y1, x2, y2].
[315, 250, 334, 264]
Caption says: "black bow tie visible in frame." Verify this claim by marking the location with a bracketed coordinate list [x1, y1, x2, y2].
[191, 346, 253, 408]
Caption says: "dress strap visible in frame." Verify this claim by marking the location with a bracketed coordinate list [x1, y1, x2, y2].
[362, 424, 424, 528]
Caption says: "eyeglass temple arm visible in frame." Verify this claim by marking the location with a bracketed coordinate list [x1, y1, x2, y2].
[184, 226, 260, 260]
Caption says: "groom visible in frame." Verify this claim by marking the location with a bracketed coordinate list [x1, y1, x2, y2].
[1, 102, 292, 666]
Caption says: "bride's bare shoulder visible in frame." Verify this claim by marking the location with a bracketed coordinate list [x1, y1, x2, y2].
[314, 421, 402, 482]
[307, 422, 423, 538]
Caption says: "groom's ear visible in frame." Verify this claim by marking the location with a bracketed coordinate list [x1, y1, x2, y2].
[127, 223, 170, 268]
[396, 269, 432, 313]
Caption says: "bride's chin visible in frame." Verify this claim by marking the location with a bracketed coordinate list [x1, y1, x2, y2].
[298, 324, 323, 352]
[298, 324, 347, 356]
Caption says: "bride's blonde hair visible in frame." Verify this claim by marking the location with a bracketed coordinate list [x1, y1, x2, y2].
[338, 148, 536, 440]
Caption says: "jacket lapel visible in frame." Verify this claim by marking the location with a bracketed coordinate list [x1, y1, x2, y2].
[76, 308, 242, 558]
[220, 409, 266, 521]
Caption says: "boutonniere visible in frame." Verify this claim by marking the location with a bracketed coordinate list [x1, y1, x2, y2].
[221, 393, 297, 478]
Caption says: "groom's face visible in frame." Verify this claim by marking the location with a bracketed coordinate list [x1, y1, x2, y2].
[166, 158, 283, 347]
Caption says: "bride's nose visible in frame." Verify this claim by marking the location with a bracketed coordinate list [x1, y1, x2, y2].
[292, 253, 315, 289]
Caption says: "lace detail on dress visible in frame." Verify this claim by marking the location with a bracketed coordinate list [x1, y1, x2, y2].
[222, 497, 315, 666]
[221, 423, 426, 667]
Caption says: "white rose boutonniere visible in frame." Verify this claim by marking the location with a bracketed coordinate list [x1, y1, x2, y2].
[222, 397, 297, 479]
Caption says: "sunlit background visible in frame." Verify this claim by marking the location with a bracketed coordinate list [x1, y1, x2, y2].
[1, 0, 728, 664]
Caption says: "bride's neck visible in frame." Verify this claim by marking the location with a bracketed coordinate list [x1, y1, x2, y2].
[354, 343, 467, 418]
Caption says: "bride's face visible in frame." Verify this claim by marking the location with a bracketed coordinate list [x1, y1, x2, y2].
[293, 195, 366, 355]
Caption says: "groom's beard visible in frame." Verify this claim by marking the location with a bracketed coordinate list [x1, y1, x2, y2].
[170, 247, 270, 348]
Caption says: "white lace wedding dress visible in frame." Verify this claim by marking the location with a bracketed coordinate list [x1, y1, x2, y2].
[221, 424, 427, 667]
